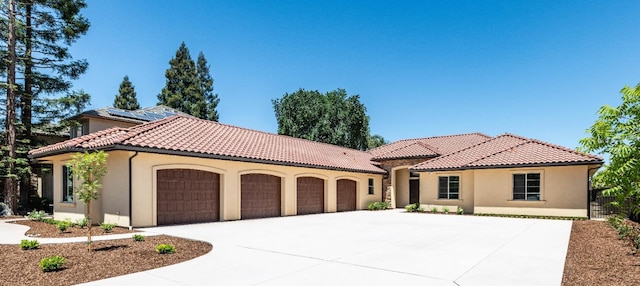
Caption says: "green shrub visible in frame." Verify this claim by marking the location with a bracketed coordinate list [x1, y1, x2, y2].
[607, 215, 624, 228]
[133, 234, 145, 242]
[20, 239, 40, 250]
[443, 207, 450, 214]
[39, 255, 66, 272]
[100, 223, 116, 233]
[405, 203, 419, 212]
[417, 207, 425, 212]
[42, 218, 57, 225]
[56, 221, 69, 233]
[457, 207, 464, 215]
[617, 224, 632, 240]
[156, 244, 175, 254]
[74, 217, 89, 228]
[26, 210, 46, 221]
[367, 201, 389, 210]
[430, 207, 438, 214]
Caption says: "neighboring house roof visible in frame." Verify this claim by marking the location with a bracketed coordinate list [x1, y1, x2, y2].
[29, 115, 386, 174]
[410, 134, 603, 171]
[369, 133, 492, 160]
[68, 105, 192, 124]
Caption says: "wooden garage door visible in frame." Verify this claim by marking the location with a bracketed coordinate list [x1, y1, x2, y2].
[337, 179, 357, 212]
[241, 174, 281, 219]
[157, 169, 220, 225]
[297, 177, 325, 215]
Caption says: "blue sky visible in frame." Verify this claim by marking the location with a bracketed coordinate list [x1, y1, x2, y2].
[68, 0, 640, 151]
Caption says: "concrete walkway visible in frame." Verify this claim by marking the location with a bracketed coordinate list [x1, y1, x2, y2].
[73, 210, 573, 286]
[0, 219, 159, 244]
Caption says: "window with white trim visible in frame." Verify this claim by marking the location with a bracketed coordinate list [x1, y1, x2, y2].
[513, 173, 540, 201]
[368, 178, 375, 195]
[62, 166, 74, 202]
[438, 176, 459, 199]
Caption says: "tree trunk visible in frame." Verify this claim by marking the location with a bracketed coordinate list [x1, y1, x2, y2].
[87, 200, 92, 252]
[4, 0, 19, 215]
[19, 1, 35, 210]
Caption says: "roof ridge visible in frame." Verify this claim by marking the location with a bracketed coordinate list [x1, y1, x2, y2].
[411, 134, 502, 168]
[414, 141, 440, 154]
[115, 115, 181, 143]
[462, 140, 531, 167]
[391, 132, 492, 144]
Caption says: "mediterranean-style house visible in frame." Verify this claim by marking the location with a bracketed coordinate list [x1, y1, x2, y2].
[28, 114, 603, 227]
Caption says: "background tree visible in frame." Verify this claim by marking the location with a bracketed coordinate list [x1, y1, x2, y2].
[158, 42, 220, 120]
[197, 52, 219, 121]
[67, 150, 108, 252]
[272, 88, 385, 150]
[113, 75, 139, 110]
[1, 0, 91, 213]
[579, 82, 640, 220]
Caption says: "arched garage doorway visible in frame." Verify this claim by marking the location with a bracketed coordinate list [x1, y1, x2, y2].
[297, 176, 325, 215]
[337, 179, 357, 212]
[156, 169, 220, 225]
[241, 173, 282, 219]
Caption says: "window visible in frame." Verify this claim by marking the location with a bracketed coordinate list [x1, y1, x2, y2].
[438, 176, 459, 199]
[62, 166, 74, 202]
[513, 173, 540, 201]
[368, 178, 374, 195]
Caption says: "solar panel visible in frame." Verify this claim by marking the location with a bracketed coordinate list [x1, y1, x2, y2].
[106, 107, 180, 122]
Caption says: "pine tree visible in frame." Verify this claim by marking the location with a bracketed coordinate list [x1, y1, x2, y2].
[158, 42, 205, 118]
[158, 43, 220, 120]
[197, 52, 220, 121]
[1, 0, 91, 213]
[113, 76, 140, 110]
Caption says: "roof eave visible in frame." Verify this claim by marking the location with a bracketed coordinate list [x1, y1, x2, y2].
[32, 144, 387, 175]
[411, 160, 605, 172]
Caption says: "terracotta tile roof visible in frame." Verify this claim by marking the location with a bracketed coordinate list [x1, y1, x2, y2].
[410, 134, 603, 171]
[369, 133, 492, 160]
[30, 115, 386, 174]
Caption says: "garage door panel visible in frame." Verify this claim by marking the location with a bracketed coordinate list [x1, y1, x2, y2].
[241, 174, 281, 219]
[337, 179, 357, 212]
[297, 177, 325, 215]
[157, 169, 220, 225]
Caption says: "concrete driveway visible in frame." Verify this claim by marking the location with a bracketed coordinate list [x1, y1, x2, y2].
[81, 210, 572, 286]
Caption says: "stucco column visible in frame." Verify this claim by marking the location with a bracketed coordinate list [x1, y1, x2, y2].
[222, 170, 240, 221]
[283, 175, 296, 216]
[327, 177, 337, 212]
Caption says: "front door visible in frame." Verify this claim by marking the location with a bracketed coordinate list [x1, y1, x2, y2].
[409, 180, 420, 204]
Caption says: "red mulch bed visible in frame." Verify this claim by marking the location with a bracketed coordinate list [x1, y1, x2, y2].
[0, 220, 212, 285]
[0, 235, 212, 286]
[562, 220, 640, 285]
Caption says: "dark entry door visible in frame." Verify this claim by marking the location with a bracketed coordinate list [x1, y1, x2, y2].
[409, 180, 420, 204]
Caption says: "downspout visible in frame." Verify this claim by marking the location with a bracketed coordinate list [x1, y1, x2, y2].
[587, 166, 600, 219]
[128, 151, 139, 230]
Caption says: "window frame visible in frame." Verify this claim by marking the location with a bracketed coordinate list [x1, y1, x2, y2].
[62, 165, 74, 203]
[438, 175, 460, 200]
[512, 172, 541, 201]
[368, 178, 375, 195]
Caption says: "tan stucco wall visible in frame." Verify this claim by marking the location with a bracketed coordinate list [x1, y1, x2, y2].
[420, 170, 474, 213]
[416, 165, 594, 217]
[472, 165, 591, 217]
[393, 167, 410, 208]
[86, 118, 138, 134]
[42, 151, 382, 227]
[130, 152, 382, 227]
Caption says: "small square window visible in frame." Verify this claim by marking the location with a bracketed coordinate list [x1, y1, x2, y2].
[438, 176, 459, 199]
[513, 173, 540, 201]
